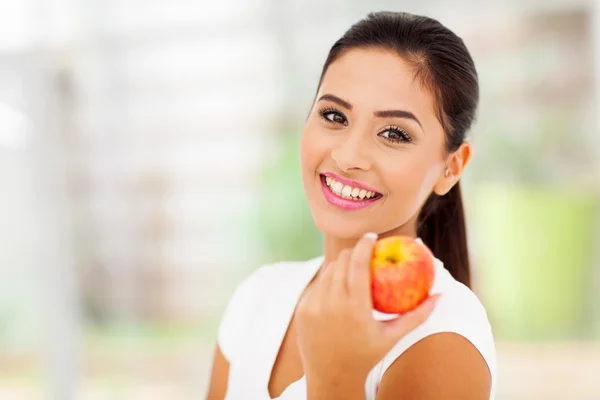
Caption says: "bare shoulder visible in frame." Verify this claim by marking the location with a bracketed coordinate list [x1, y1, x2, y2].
[375, 332, 492, 400]
[205, 345, 229, 400]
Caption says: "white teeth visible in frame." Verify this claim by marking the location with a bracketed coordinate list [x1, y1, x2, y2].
[324, 175, 379, 201]
[332, 181, 343, 195]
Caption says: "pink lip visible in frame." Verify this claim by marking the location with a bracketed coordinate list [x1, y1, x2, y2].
[321, 172, 381, 193]
[320, 175, 381, 211]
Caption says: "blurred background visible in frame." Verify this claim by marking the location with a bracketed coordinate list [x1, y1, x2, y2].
[1, 0, 599, 399]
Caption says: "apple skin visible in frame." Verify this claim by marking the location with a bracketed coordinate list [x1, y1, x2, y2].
[370, 236, 435, 314]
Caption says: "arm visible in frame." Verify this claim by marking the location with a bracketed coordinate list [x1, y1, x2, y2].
[205, 345, 230, 400]
[375, 332, 491, 400]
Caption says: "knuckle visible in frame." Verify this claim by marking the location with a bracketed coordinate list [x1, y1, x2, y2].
[296, 295, 311, 312]
[297, 297, 324, 319]
[296, 300, 307, 315]
[298, 303, 318, 319]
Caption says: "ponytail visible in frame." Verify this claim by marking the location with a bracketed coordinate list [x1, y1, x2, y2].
[417, 182, 471, 288]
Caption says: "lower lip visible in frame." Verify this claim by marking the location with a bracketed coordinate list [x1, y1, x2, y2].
[320, 175, 381, 211]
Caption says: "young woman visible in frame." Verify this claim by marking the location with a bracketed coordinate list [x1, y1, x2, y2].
[207, 11, 496, 400]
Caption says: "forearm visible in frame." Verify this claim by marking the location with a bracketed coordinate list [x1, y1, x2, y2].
[306, 372, 367, 400]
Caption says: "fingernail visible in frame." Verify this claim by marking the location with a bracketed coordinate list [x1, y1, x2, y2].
[363, 232, 378, 241]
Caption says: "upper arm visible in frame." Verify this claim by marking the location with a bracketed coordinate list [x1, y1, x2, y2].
[375, 332, 492, 400]
[205, 344, 230, 400]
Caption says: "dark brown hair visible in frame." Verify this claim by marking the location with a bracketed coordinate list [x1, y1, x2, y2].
[316, 11, 478, 287]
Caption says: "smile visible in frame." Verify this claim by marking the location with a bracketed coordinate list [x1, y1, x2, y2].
[320, 173, 382, 211]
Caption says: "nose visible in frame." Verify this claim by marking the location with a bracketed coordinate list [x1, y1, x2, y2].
[330, 130, 372, 172]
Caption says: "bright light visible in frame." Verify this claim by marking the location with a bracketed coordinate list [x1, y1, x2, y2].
[0, 102, 32, 150]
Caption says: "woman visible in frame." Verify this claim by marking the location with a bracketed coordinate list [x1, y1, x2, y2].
[207, 11, 496, 400]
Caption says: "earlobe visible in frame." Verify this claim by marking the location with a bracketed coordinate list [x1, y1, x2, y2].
[433, 165, 454, 195]
[433, 174, 453, 196]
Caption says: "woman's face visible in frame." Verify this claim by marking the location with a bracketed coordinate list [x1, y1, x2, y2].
[301, 48, 459, 239]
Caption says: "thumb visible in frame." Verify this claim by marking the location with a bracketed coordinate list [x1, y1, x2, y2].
[382, 294, 441, 343]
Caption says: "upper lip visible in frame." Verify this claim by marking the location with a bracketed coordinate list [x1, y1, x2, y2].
[321, 172, 381, 194]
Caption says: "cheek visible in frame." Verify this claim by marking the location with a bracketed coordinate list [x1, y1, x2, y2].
[300, 123, 327, 174]
[383, 153, 441, 204]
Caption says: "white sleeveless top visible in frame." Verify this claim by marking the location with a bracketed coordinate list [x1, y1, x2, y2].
[217, 250, 497, 399]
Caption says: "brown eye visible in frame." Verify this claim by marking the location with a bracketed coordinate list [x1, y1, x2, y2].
[318, 107, 348, 126]
[331, 113, 345, 123]
[378, 125, 413, 143]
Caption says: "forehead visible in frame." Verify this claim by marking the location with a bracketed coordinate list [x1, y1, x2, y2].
[318, 48, 437, 120]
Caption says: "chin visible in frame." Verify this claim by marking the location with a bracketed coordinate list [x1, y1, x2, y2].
[311, 210, 375, 240]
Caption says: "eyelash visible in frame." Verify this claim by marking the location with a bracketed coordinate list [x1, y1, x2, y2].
[381, 124, 413, 143]
[317, 107, 413, 143]
[318, 107, 346, 125]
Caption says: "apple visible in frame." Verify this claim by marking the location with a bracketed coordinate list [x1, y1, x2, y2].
[370, 235, 435, 314]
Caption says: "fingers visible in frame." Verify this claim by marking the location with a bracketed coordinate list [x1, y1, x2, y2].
[315, 232, 377, 303]
[314, 260, 335, 294]
[382, 294, 441, 342]
[331, 249, 352, 296]
[347, 232, 378, 299]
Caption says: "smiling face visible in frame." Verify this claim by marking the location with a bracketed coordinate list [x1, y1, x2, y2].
[301, 47, 462, 239]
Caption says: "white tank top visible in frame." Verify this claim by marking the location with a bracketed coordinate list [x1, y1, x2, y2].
[217, 247, 497, 399]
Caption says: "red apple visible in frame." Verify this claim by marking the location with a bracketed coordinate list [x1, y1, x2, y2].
[370, 235, 435, 314]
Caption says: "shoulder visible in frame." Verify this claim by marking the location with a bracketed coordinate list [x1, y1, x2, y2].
[368, 258, 497, 397]
[216, 258, 321, 362]
[229, 258, 316, 299]
[375, 331, 493, 399]
[223, 258, 313, 305]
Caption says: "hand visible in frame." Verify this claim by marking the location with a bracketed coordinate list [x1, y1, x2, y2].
[295, 233, 440, 399]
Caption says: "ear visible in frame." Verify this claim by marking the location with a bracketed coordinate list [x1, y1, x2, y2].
[433, 142, 472, 196]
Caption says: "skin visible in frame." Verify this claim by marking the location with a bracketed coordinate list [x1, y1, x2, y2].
[206, 48, 491, 400]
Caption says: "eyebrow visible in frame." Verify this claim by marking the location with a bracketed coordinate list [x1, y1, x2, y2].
[318, 94, 353, 110]
[374, 109, 422, 129]
[317, 93, 422, 129]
